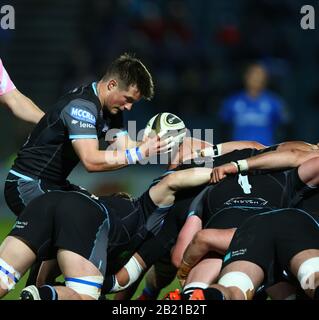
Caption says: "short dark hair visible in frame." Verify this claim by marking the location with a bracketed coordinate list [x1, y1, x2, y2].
[102, 53, 154, 100]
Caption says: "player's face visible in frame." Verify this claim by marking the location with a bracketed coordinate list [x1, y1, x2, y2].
[105, 81, 142, 114]
[244, 65, 267, 93]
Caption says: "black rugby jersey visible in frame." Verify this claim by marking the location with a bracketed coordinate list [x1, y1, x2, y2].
[191, 171, 287, 225]
[11, 83, 125, 183]
[135, 148, 279, 266]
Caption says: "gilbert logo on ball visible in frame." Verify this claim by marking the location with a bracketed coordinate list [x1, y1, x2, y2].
[1, 5, 15, 30]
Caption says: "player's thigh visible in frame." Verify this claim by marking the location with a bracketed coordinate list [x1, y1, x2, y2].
[0, 236, 36, 274]
[57, 249, 102, 277]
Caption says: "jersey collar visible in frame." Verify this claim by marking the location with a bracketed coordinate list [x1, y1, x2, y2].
[92, 82, 98, 97]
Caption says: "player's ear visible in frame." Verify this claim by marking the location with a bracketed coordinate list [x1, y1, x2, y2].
[107, 79, 118, 91]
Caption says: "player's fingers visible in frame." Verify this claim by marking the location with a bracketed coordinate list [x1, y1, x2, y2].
[210, 169, 214, 183]
[211, 169, 218, 183]
[157, 140, 176, 154]
[157, 130, 168, 139]
[213, 169, 216, 183]
[215, 169, 220, 182]
[158, 136, 174, 148]
[218, 169, 226, 181]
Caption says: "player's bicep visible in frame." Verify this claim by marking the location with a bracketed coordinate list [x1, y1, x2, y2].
[72, 139, 99, 164]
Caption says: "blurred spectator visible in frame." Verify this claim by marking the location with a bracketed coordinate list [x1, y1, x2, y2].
[218, 63, 291, 145]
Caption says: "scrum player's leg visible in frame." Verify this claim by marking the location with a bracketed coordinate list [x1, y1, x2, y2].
[21, 191, 108, 300]
[56, 250, 104, 300]
[21, 250, 104, 300]
[182, 256, 222, 300]
[289, 249, 319, 300]
[137, 257, 177, 300]
[0, 236, 36, 298]
[190, 260, 264, 300]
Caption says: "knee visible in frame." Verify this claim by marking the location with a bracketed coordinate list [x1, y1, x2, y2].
[218, 272, 255, 300]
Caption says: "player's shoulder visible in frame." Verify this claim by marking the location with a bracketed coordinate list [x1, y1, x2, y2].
[58, 84, 102, 119]
[60, 83, 100, 110]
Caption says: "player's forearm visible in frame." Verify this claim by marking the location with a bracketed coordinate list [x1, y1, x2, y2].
[190, 137, 213, 149]
[222, 141, 265, 153]
[111, 134, 139, 150]
[199, 141, 265, 158]
[4, 90, 44, 123]
[76, 135, 166, 172]
[82, 149, 129, 172]
[245, 149, 319, 171]
[277, 141, 319, 152]
[167, 168, 212, 191]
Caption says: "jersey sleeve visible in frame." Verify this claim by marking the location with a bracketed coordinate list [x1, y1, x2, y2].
[186, 187, 210, 220]
[285, 168, 315, 208]
[60, 99, 98, 140]
[0, 59, 16, 95]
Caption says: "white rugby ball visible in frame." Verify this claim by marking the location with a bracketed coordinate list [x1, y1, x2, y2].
[144, 112, 186, 144]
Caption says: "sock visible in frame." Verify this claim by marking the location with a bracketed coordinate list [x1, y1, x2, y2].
[182, 289, 196, 300]
[38, 285, 58, 300]
[182, 282, 208, 300]
[202, 287, 225, 300]
[314, 287, 319, 300]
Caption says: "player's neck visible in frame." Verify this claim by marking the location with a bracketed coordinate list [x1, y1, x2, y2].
[96, 81, 106, 108]
[246, 88, 262, 99]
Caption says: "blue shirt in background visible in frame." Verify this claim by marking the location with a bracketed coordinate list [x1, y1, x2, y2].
[219, 90, 289, 146]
